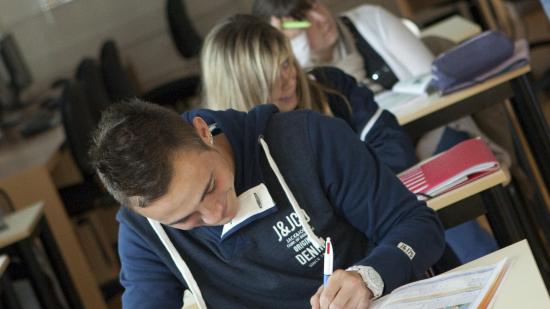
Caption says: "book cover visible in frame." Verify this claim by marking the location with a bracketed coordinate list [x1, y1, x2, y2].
[399, 138, 499, 199]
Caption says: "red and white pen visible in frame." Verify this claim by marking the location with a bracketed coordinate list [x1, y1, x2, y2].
[323, 237, 333, 285]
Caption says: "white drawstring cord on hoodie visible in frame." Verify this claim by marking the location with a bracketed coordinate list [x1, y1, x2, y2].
[360, 107, 383, 141]
[259, 137, 325, 249]
[147, 218, 208, 309]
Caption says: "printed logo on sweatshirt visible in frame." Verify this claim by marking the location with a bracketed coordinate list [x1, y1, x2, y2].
[272, 210, 323, 268]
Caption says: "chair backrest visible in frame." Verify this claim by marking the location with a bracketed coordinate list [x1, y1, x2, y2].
[141, 75, 200, 106]
[75, 58, 111, 125]
[99, 40, 139, 102]
[485, 0, 549, 39]
[59, 80, 96, 177]
[166, 0, 202, 59]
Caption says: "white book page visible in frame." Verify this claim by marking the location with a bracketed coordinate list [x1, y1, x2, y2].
[375, 91, 427, 113]
[425, 162, 497, 196]
[371, 259, 508, 309]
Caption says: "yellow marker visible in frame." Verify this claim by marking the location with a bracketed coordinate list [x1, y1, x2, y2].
[282, 20, 311, 29]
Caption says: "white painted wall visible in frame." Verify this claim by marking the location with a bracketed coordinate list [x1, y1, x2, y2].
[0, 0, 240, 97]
[0, 0, 400, 98]
[237, 0, 400, 16]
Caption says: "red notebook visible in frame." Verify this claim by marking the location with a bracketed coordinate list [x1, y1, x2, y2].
[399, 138, 499, 199]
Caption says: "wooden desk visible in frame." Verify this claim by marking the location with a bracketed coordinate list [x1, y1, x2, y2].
[426, 169, 509, 212]
[449, 239, 550, 308]
[0, 203, 82, 308]
[0, 127, 106, 308]
[411, 166, 523, 247]
[421, 164, 550, 286]
[391, 65, 550, 196]
[420, 15, 482, 43]
[393, 66, 529, 126]
[0, 204, 43, 248]
[388, 64, 550, 284]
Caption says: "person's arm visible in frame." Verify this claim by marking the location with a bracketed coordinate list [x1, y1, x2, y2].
[118, 222, 186, 309]
[351, 5, 433, 79]
[311, 67, 416, 172]
[308, 112, 445, 293]
[376, 6, 434, 77]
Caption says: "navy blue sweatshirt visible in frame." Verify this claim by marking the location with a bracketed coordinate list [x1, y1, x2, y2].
[116, 105, 444, 308]
[311, 67, 416, 173]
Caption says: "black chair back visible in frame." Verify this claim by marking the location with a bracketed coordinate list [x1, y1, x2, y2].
[75, 58, 111, 124]
[141, 75, 200, 106]
[99, 40, 138, 102]
[59, 80, 96, 178]
[166, 0, 202, 59]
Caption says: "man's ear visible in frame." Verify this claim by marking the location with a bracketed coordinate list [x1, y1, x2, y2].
[191, 116, 211, 145]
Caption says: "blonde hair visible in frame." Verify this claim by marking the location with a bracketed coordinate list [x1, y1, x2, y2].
[201, 14, 337, 115]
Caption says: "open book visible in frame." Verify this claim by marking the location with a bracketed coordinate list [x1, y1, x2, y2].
[371, 258, 510, 309]
[374, 73, 434, 113]
[399, 138, 499, 199]
[374, 91, 427, 113]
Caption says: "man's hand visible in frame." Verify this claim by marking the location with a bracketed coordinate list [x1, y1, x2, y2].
[310, 269, 374, 309]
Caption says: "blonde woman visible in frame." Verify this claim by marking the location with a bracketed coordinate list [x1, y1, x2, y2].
[201, 14, 415, 173]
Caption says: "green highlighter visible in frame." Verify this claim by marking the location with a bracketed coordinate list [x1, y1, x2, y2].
[282, 20, 311, 29]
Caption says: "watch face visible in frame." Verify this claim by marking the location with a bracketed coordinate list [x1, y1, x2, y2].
[362, 267, 383, 297]
[346, 266, 384, 297]
[366, 268, 383, 287]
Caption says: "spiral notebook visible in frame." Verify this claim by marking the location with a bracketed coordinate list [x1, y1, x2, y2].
[399, 138, 499, 199]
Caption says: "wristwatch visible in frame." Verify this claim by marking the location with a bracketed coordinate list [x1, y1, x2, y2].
[346, 265, 384, 298]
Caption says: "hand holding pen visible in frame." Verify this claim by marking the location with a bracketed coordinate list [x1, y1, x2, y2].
[311, 237, 374, 308]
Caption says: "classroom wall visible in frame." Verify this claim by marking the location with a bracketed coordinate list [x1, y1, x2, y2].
[0, 0, 240, 98]
[0, 0, 399, 99]
[237, 0, 400, 15]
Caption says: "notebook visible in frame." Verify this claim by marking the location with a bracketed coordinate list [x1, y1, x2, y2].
[399, 138, 499, 199]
